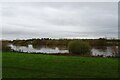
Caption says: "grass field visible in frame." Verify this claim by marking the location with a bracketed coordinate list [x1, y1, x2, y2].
[2, 52, 119, 78]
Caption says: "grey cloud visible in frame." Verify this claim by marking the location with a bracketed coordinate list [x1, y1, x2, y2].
[2, 2, 118, 40]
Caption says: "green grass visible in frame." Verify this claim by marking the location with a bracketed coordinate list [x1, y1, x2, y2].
[0, 51, 1, 79]
[2, 52, 119, 78]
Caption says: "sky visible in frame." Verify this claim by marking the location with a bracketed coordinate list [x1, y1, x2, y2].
[1, 2, 118, 40]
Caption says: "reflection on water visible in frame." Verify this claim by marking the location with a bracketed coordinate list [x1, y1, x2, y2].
[9, 44, 69, 54]
[9, 44, 118, 57]
[91, 47, 116, 57]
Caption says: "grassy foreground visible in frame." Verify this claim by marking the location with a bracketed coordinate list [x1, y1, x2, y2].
[2, 52, 119, 78]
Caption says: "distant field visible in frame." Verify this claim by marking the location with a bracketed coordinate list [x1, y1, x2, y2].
[2, 52, 119, 78]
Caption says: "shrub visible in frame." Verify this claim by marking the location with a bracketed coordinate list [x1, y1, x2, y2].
[68, 41, 91, 54]
[96, 38, 107, 46]
[2, 41, 11, 52]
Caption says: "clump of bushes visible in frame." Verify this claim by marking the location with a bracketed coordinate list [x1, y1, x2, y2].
[95, 38, 107, 47]
[68, 41, 91, 54]
[2, 45, 11, 52]
[2, 43, 11, 52]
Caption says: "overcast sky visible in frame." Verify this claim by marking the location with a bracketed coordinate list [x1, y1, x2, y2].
[1, 2, 118, 40]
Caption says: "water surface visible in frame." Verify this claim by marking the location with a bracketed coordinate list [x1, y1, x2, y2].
[9, 44, 118, 57]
